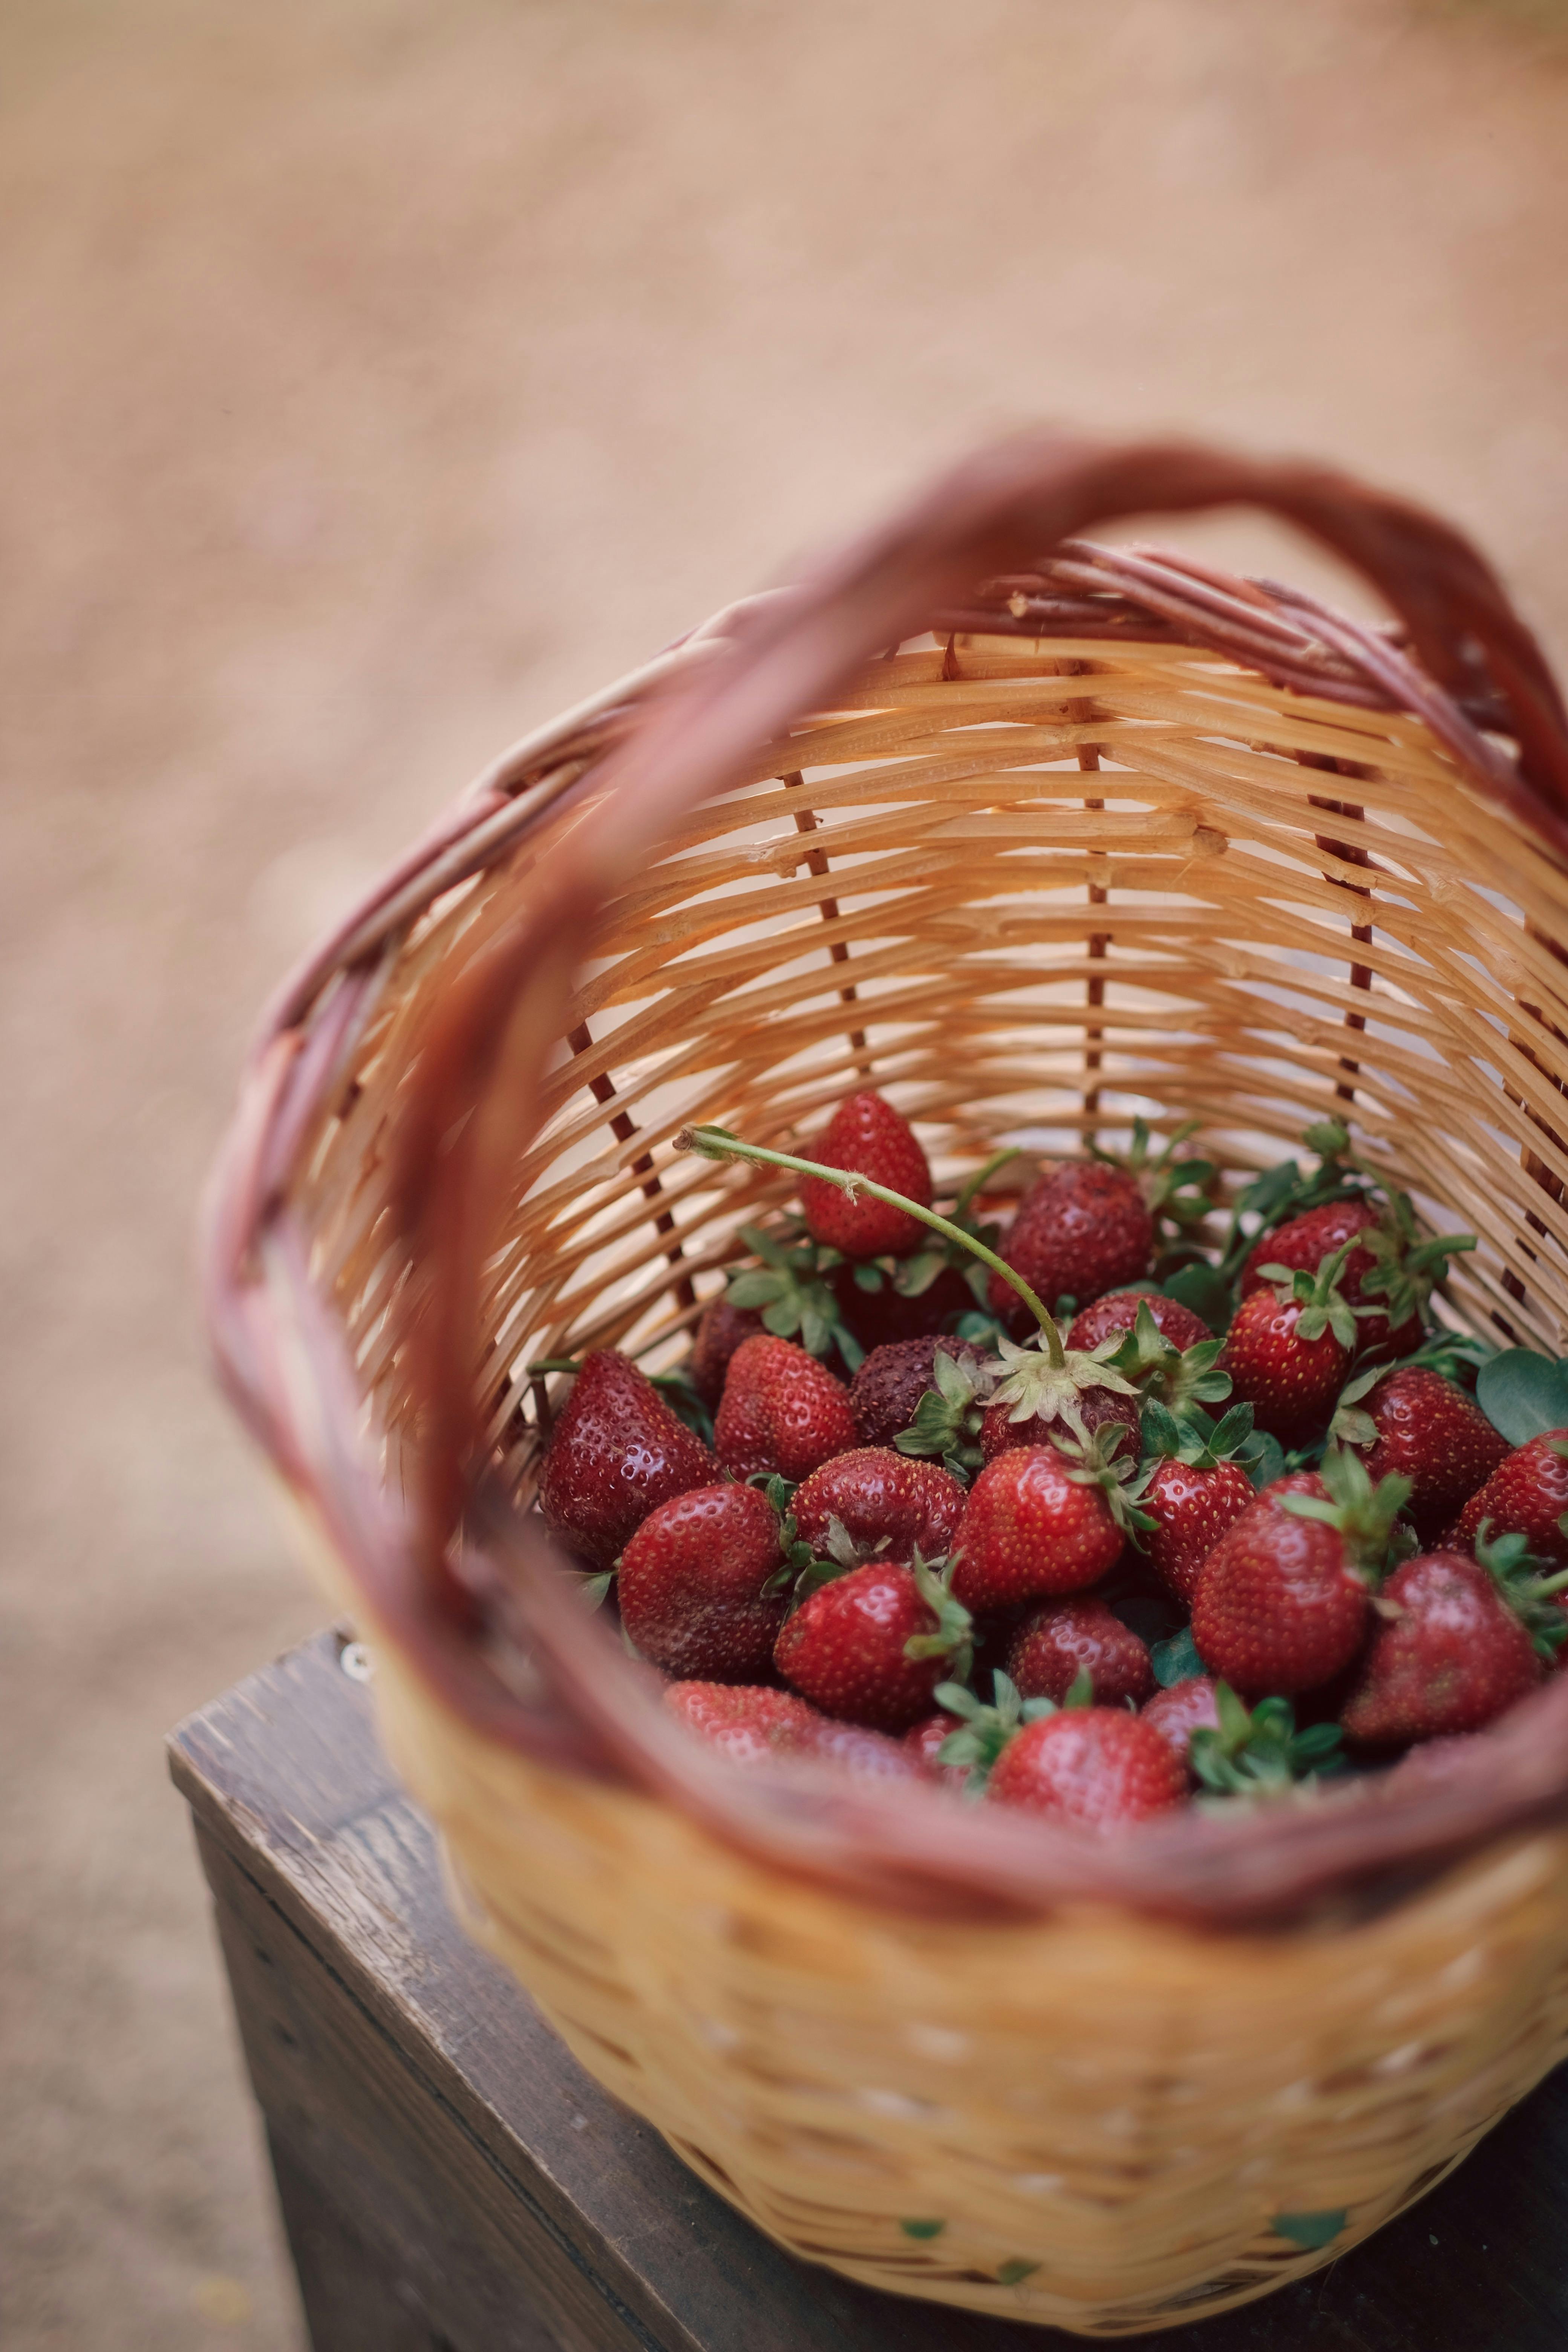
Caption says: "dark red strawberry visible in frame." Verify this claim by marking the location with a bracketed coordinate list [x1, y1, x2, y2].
[1006, 1599, 1154, 1707]
[1141, 1677, 1222, 1773]
[1191, 1452, 1410, 1694]
[1243, 1198, 1381, 1305]
[773, 1556, 972, 1730]
[904, 1709, 972, 1788]
[790, 1447, 966, 1562]
[1220, 1243, 1360, 1443]
[688, 1297, 764, 1409]
[663, 1681, 820, 1764]
[831, 1262, 977, 1355]
[1066, 1291, 1211, 1355]
[1243, 1194, 1472, 1364]
[1340, 1550, 1544, 1746]
[848, 1334, 988, 1449]
[714, 1333, 857, 1481]
[799, 1090, 932, 1259]
[617, 1483, 787, 1681]
[538, 1350, 719, 1566]
[1132, 1400, 1260, 1604]
[1449, 1430, 1568, 1565]
[1335, 1365, 1509, 1544]
[949, 1442, 1126, 1614]
[987, 1707, 1187, 1828]
[987, 1161, 1154, 1325]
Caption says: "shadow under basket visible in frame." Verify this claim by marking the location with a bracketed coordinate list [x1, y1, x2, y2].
[206, 432, 1568, 2334]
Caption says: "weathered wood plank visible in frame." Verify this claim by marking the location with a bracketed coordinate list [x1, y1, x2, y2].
[169, 1634, 1568, 2352]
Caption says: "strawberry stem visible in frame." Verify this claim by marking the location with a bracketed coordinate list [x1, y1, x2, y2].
[677, 1125, 1067, 1364]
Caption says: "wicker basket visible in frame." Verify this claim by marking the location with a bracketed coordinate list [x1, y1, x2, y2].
[206, 433, 1568, 2334]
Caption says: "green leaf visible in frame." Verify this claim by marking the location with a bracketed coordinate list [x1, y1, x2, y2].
[1241, 1430, 1285, 1489]
[899, 2218, 946, 2240]
[726, 1269, 785, 1309]
[1151, 1626, 1202, 1687]
[1271, 2209, 1347, 2252]
[578, 1570, 614, 1608]
[1161, 1259, 1234, 1333]
[995, 2259, 1040, 2287]
[1063, 1665, 1095, 1709]
[1476, 1349, 1568, 1446]
[892, 1250, 948, 1298]
[853, 1262, 886, 1292]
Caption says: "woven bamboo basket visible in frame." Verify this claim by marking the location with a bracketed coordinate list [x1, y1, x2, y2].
[205, 433, 1568, 2334]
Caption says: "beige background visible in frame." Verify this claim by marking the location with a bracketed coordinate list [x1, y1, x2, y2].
[5, 2, 1568, 2343]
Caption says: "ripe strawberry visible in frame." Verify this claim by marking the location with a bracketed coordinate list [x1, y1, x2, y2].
[688, 1297, 764, 1409]
[617, 1483, 787, 1681]
[714, 1332, 857, 1481]
[773, 1556, 972, 1730]
[664, 1681, 921, 1778]
[1067, 1291, 1211, 1355]
[831, 1261, 977, 1355]
[1220, 1242, 1360, 1443]
[849, 1334, 988, 1449]
[538, 1350, 719, 1566]
[798, 1090, 932, 1259]
[1132, 1400, 1260, 1604]
[987, 1161, 1154, 1325]
[1335, 1365, 1509, 1544]
[1191, 1451, 1410, 1694]
[1339, 1550, 1543, 1746]
[1243, 1194, 1472, 1364]
[1449, 1430, 1568, 1565]
[1141, 1677, 1222, 1773]
[790, 1447, 966, 1563]
[1006, 1599, 1154, 1708]
[988, 1708, 1187, 1828]
[949, 1441, 1127, 1614]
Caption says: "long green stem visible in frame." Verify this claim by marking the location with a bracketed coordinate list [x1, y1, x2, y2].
[676, 1124, 1065, 1363]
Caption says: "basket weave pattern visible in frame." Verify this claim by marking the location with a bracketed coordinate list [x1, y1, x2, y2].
[209, 436, 1568, 2332]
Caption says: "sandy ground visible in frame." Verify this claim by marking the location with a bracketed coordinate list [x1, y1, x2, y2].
[4, 2, 1568, 2343]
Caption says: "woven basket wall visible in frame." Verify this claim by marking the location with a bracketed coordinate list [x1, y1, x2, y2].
[207, 433, 1568, 2334]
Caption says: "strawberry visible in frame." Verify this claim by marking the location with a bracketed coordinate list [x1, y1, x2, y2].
[664, 1681, 921, 1778]
[538, 1350, 719, 1567]
[790, 1447, 967, 1563]
[1067, 1290, 1211, 1355]
[1141, 1677, 1222, 1773]
[904, 1709, 973, 1787]
[831, 1261, 977, 1355]
[1449, 1430, 1568, 1565]
[714, 1333, 858, 1481]
[1339, 1545, 1546, 1746]
[1006, 1598, 1154, 1707]
[617, 1483, 788, 1681]
[849, 1334, 988, 1450]
[1131, 1400, 1261, 1604]
[774, 1554, 973, 1730]
[949, 1439, 1129, 1614]
[688, 1298, 764, 1408]
[1186, 1683, 1344, 1794]
[804, 1717, 928, 1779]
[1333, 1365, 1509, 1544]
[988, 1706, 1187, 1828]
[1220, 1242, 1360, 1443]
[1191, 1450, 1410, 1694]
[1242, 1194, 1473, 1364]
[799, 1090, 932, 1259]
[987, 1161, 1154, 1326]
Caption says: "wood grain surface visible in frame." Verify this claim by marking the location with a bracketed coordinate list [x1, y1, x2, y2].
[168, 1635, 1568, 2350]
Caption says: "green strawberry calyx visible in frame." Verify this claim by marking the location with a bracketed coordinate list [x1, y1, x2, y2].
[1473, 1520, 1568, 1661]
[1215, 1118, 1367, 1282]
[1089, 1116, 1217, 1245]
[1135, 1396, 1260, 1474]
[854, 1148, 1024, 1313]
[894, 1347, 993, 1477]
[984, 1329, 1141, 1449]
[1355, 1189, 1477, 1330]
[1052, 1424, 1159, 1540]
[755, 1478, 877, 1605]
[931, 1666, 1093, 1790]
[723, 1220, 866, 1370]
[1277, 1443, 1413, 1581]
[1102, 1298, 1234, 1416]
[901, 1551, 975, 1682]
[1189, 1681, 1344, 1799]
[1255, 1239, 1365, 1350]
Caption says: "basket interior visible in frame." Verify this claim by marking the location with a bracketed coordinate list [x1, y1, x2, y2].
[289, 631, 1568, 1492]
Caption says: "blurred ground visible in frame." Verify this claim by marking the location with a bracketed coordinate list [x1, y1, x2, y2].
[4, 1, 1568, 2344]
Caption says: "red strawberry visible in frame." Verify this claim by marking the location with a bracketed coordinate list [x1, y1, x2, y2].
[1191, 1452, 1409, 1694]
[714, 1333, 857, 1481]
[688, 1297, 764, 1409]
[799, 1716, 928, 1779]
[987, 1708, 1186, 1828]
[1141, 1677, 1222, 1773]
[1066, 1291, 1211, 1355]
[831, 1261, 977, 1354]
[1243, 1198, 1381, 1305]
[790, 1447, 966, 1562]
[665, 1681, 920, 1778]
[1220, 1243, 1360, 1443]
[538, 1350, 718, 1566]
[773, 1556, 972, 1730]
[987, 1161, 1154, 1325]
[1243, 1194, 1471, 1364]
[617, 1483, 787, 1681]
[1449, 1430, 1568, 1565]
[1006, 1599, 1154, 1708]
[1340, 1550, 1543, 1746]
[848, 1334, 988, 1449]
[949, 1442, 1125, 1614]
[1337, 1366, 1508, 1544]
[904, 1710, 972, 1787]
[1132, 1400, 1260, 1604]
[799, 1090, 932, 1259]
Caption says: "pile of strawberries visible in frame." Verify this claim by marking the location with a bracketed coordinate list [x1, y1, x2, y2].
[535, 1091, 1568, 1831]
